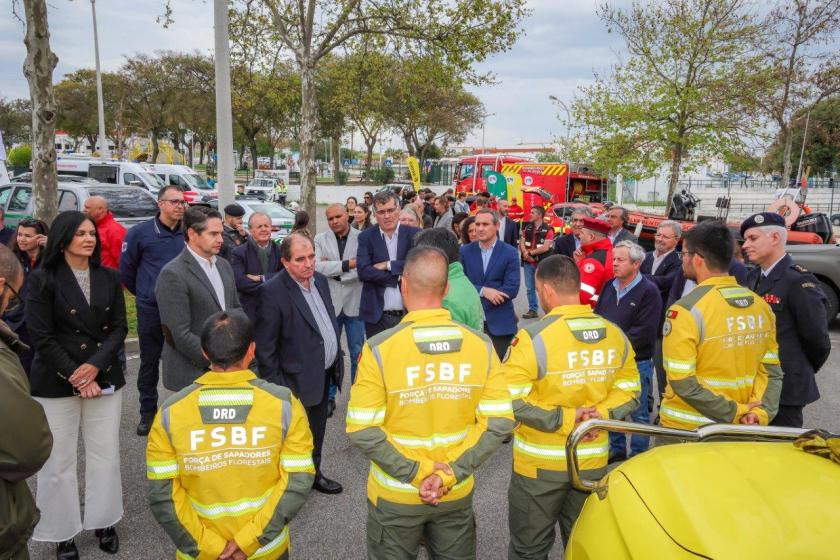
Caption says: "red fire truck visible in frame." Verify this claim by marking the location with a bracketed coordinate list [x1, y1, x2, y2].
[452, 154, 608, 220]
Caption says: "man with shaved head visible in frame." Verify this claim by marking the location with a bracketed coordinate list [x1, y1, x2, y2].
[84, 195, 126, 269]
[315, 203, 363, 417]
[347, 246, 514, 558]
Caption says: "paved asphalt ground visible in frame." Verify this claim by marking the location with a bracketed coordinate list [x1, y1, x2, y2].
[27, 207, 840, 560]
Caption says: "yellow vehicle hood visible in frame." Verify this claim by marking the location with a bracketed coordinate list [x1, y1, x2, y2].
[618, 442, 840, 559]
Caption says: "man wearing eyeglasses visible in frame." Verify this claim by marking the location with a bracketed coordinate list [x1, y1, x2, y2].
[357, 190, 422, 337]
[553, 207, 593, 258]
[658, 221, 782, 437]
[120, 185, 186, 436]
[641, 221, 682, 403]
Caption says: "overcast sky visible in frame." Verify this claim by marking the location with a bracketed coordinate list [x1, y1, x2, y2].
[0, 0, 626, 150]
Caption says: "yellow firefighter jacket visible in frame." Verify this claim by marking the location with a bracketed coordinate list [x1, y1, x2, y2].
[660, 275, 782, 429]
[146, 369, 314, 560]
[346, 308, 515, 507]
[503, 304, 640, 480]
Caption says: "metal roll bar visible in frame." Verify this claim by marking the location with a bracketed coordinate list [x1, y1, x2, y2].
[566, 419, 807, 494]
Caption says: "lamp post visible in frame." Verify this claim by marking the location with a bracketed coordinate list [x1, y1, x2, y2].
[480, 112, 496, 153]
[213, 0, 235, 209]
[90, 0, 108, 158]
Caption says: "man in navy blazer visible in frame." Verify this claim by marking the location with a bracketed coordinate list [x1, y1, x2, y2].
[255, 233, 344, 494]
[640, 220, 682, 306]
[497, 199, 520, 248]
[460, 208, 521, 358]
[357, 190, 422, 337]
[554, 207, 593, 258]
[231, 212, 282, 323]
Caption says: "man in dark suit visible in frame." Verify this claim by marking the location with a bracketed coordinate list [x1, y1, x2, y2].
[497, 199, 520, 247]
[357, 190, 422, 337]
[156, 207, 240, 392]
[606, 206, 639, 246]
[255, 233, 344, 494]
[554, 207, 593, 258]
[640, 220, 682, 408]
[460, 208, 521, 358]
[231, 212, 282, 323]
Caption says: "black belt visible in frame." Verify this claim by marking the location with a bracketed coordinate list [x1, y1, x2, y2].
[382, 310, 406, 317]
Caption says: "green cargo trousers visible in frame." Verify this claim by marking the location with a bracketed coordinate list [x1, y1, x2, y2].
[507, 472, 589, 560]
[366, 498, 476, 560]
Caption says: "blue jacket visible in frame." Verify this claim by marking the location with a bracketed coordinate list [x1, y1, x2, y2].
[460, 241, 520, 336]
[119, 214, 184, 309]
[595, 275, 662, 361]
[356, 225, 421, 324]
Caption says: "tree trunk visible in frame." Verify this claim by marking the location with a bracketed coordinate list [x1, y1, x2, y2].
[781, 123, 794, 187]
[364, 137, 376, 176]
[150, 130, 160, 163]
[331, 132, 340, 181]
[22, 0, 59, 223]
[238, 144, 245, 169]
[403, 131, 416, 156]
[199, 140, 205, 165]
[86, 133, 98, 155]
[299, 60, 320, 236]
[665, 140, 684, 216]
[249, 138, 259, 177]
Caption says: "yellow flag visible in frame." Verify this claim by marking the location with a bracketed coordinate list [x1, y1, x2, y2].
[407, 156, 421, 191]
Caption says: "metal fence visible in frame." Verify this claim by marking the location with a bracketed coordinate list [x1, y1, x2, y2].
[679, 177, 837, 190]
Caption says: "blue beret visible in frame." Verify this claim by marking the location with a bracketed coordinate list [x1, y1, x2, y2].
[740, 212, 786, 237]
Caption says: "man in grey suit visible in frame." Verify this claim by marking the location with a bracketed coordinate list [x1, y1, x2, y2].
[155, 207, 241, 391]
[315, 204, 364, 417]
[606, 205, 639, 245]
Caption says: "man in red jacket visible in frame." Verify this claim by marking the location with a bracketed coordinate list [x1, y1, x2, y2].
[84, 196, 127, 269]
[575, 216, 613, 306]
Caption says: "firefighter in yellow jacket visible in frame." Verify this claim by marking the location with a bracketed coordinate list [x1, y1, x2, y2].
[660, 220, 782, 431]
[146, 311, 314, 560]
[503, 255, 640, 558]
[346, 246, 515, 559]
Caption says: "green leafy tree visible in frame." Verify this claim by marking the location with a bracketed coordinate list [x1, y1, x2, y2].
[54, 69, 101, 153]
[0, 98, 32, 150]
[765, 97, 840, 176]
[7, 144, 32, 168]
[570, 0, 764, 208]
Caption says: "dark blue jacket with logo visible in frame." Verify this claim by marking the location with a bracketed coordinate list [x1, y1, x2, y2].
[119, 214, 184, 309]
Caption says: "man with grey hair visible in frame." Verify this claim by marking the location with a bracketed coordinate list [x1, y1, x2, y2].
[595, 240, 661, 462]
[554, 206, 594, 258]
[357, 190, 422, 336]
[741, 212, 831, 428]
[231, 211, 282, 323]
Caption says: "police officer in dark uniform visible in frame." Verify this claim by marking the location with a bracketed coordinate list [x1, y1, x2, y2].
[741, 212, 832, 428]
[220, 203, 249, 261]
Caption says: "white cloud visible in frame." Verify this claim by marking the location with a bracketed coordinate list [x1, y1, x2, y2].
[0, 0, 630, 151]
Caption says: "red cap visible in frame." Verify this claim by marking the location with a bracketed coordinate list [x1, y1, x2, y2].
[582, 217, 610, 235]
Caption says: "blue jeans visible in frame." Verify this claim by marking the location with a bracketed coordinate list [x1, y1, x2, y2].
[523, 262, 538, 312]
[328, 313, 365, 400]
[610, 358, 653, 456]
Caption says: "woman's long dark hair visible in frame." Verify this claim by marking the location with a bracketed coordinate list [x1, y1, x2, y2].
[460, 215, 476, 246]
[11, 218, 49, 264]
[41, 211, 101, 271]
[355, 203, 372, 230]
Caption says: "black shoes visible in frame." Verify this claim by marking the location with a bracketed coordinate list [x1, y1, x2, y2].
[312, 473, 343, 494]
[521, 310, 539, 319]
[136, 418, 152, 436]
[95, 526, 119, 554]
[56, 540, 79, 560]
[327, 399, 336, 419]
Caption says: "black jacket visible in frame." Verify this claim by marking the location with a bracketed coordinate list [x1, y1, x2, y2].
[231, 240, 283, 324]
[553, 233, 578, 258]
[25, 264, 128, 398]
[641, 250, 681, 307]
[746, 254, 831, 406]
[254, 270, 343, 407]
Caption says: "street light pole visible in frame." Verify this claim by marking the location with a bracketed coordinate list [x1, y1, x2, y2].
[90, 0, 108, 159]
[480, 112, 496, 154]
[213, 0, 235, 210]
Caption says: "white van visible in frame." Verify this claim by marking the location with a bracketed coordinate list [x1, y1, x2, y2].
[56, 157, 165, 193]
[143, 163, 218, 203]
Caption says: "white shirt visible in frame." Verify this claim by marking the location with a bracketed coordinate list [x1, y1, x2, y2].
[381, 224, 403, 311]
[187, 244, 226, 310]
[651, 248, 675, 275]
[498, 218, 506, 242]
[761, 254, 787, 277]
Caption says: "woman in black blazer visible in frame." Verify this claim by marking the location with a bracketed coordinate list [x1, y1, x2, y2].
[25, 211, 127, 559]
